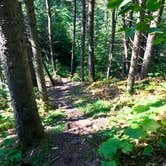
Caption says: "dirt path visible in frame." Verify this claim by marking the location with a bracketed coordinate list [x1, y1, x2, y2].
[47, 78, 109, 166]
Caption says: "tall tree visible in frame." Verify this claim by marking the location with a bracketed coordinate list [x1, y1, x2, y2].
[127, 0, 146, 93]
[107, 9, 116, 79]
[0, 0, 44, 148]
[27, 40, 38, 86]
[71, 0, 77, 77]
[23, 14, 37, 87]
[88, 0, 95, 82]
[25, 0, 48, 101]
[81, 0, 86, 82]
[46, 0, 56, 76]
[141, 0, 165, 79]
[122, 14, 129, 75]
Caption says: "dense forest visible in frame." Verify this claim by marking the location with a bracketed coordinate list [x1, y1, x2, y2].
[0, 0, 166, 165]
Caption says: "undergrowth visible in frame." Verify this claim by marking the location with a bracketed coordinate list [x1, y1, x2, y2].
[87, 78, 166, 166]
[1, 77, 166, 165]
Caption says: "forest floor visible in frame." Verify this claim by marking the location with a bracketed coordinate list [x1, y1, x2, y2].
[1, 77, 166, 166]
[44, 77, 166, 166]
[47, 78, 109, 166]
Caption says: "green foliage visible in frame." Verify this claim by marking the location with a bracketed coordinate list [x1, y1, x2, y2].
[35, 0, 72, 67]
[97, 80, 166, 164]
[0, 87, 10, 109]
[142, 145, 155, 156]
[125, 127, 145, 139]
[146, 0, 161, 12]
[0, 87, 14, 132]
[0, 137, 22, 166]
[159, 138, 166, 149]
[102, 160, 117, 166]
[108, 0, 123, 8]
[79, 100, 112, 118]
[99, 138, 121, 159]
[142, 118, 161, 132]
[25, 137, 56, 165]
[42, 109, 66, 126]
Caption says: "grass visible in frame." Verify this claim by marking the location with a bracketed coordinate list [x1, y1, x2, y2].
[78, 100, 112, 118]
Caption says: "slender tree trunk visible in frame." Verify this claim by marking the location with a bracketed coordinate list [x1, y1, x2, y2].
[104, 0, 108, 23]
[81, 0, 86, 82]
[46, 0, 56, 76]
[27, 41, 38, 86]
[71, 0, 76, 77]
[25, 0, 48, 102]
[23, 13, 38, 87]
[0, 0, 44, 148]
[88, 0, 95, 82]
[141, 0, 165, 79]
[122, 14, 129, 76]
[42, 60, 55, 86]
[127, 0, 146, 93]
[107, 9, 116, 79]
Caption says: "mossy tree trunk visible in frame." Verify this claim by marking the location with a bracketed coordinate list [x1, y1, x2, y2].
[0, 0, 44, 148]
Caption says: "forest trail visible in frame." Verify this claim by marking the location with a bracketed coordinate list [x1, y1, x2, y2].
[48, 78, 85, 119]
[47, 78, 109, 165]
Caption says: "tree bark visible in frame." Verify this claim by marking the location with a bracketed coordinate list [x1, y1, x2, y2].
[104, 0, 108, 23]
[23, 13, 38, 87]
[81, 0, 86, 82]
[106, 9, 116, 79]
[45, 0, 56, 76]
[26, 40, 38, 87]
[88, 0, 95, 82]
[128, 8, 134, 28]
[0, 0, 44, 148]
[122, 14, 129, 76]
[127, 0, 146, 93]
[71, 0, 77, 77]
[141, 0, 165, 79]
[25, 0, 48, 102]
[42, 60, 55, 86]
[0, 61, 5, 84]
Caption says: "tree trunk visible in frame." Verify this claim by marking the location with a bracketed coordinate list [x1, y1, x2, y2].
[71, 0, 76, 77]
[127, 0, 146, 93]
[141, 0, 165, 79]
[25, 0, 48, 102]
[42, 60, 55, 86]
[122, 14, 129, 76]
[104, 0, 108, 23]
[106, 9, 116, 79]
[27, 39, 38, 87]
[81, 0, 86, 82]
[0, 61, 5, 84]
[88, 0, 95, 82]
[45, 0, 56, 76]
[128, 8, 134, 28]
[22, 13, 37, 87]
[0, 0, 44, 148]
